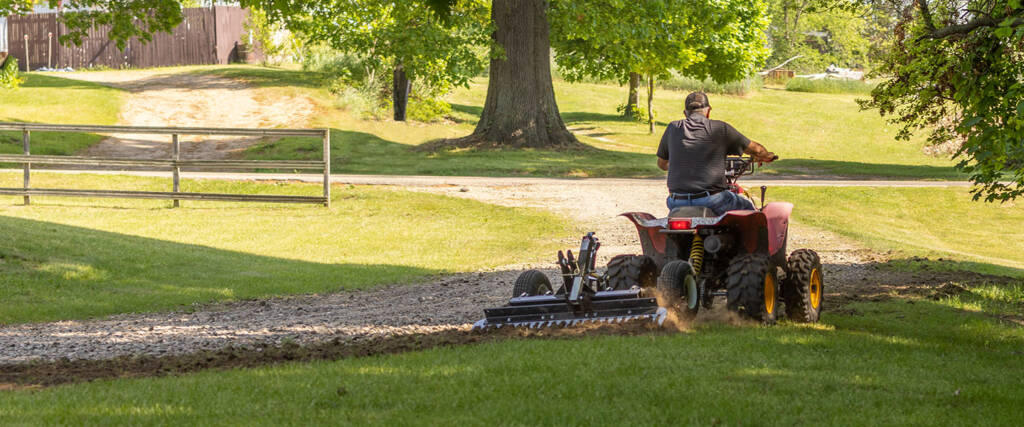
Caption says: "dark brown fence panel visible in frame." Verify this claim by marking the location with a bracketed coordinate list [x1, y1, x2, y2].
[6, 13, 58, 70]
[214, 6, 247, 64]
[5, 7, 257, 70]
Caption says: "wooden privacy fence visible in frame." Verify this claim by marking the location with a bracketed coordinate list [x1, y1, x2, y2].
[0, 123, 330, 207]
[6, 6, 257, 70]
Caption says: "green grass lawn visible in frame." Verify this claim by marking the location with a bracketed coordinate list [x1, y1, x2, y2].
[774, 187, 1024, 277]
[0, 74, 123, 155]
[0, 172, 572, 324]
[2, 294, 1020, 425]
[193, 65, 960, 179]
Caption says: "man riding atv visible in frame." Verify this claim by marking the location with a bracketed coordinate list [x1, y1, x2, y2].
[657, 92, 777, 214]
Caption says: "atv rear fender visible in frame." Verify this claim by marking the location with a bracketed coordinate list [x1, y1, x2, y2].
[621, 201, 791, 264]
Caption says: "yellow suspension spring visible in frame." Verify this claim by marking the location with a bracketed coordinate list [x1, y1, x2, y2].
[689, 234, 705, 275]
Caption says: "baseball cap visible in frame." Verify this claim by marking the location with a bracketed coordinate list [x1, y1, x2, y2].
[685, 92, 711, 112]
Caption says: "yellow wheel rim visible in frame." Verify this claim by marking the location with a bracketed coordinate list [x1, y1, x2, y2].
[764, 274, 776, 314]
[809, 268, 823, 309]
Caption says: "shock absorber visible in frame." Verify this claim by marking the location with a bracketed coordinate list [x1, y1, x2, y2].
[689, 234, 705, 275]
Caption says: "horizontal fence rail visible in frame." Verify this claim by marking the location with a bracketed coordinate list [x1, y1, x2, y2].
[0, 122, 331, 207]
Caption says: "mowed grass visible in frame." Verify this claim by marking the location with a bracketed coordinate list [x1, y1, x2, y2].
[187, 65, 960, 179]
[0, 172, 572, 324]
[0, 74, 123, 155]
[2, 295, 1021, 425]
[774, 186, 1024, 277]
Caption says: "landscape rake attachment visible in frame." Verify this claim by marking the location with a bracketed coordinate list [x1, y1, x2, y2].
[473, 233, 667, 330]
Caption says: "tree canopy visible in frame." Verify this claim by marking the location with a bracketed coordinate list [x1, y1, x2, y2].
[861, 0, 1024, 202]
[252, 0, 491, 95]
[549, 0, 770, 84]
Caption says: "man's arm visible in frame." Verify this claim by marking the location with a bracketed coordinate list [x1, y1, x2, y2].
[656, 125, 672, 171]
[744, 140, 777, 163]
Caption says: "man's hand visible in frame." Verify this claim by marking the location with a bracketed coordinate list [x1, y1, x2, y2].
[744, 141, 777, 165]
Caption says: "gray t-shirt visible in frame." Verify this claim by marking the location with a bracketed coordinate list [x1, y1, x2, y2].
[656, 113, 751, 194]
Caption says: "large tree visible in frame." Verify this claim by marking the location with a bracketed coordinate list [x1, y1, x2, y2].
[549, 0, 770, 119]
[433, 0, 581, 149]
[862, 0, 1024, 201]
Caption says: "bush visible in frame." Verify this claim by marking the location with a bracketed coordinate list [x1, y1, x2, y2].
[659, 73, 761, 95]
[407, 97, 452, 122]
[785, 77, 876, 95]
[1, 57, 23, 89]
[616, 103, 647, 122]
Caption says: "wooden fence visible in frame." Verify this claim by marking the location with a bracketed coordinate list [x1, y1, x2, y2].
[0, 123, 330, 207]
[5, 6, 258, 70]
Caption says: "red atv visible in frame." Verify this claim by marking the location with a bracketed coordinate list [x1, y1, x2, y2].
[474, 156, 823, 329]
[615, 155, 823, 323]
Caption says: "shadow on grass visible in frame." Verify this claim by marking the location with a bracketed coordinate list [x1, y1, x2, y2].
[768, 158, 964, 179]
[0, 215, 436, 324]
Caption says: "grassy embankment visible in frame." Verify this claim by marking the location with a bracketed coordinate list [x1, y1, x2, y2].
[194, 66, 960, 180]
[0, 74, 123, 154]
[775, 187, 1024, 278]
[1, 294, 1021, 425]
[0, 173, 572, 324]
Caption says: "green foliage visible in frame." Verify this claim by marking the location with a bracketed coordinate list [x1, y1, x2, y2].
[659, 73, 762, 95]
[0, 57, 23, 89]
[616, 103, 647, 122]
[246, 7, 300, 65]
[407, 97, 452, 123]
[263, 0, 490, 95]
[785, 77, 875, 94]
[550, 0, 771, 83]
[766, 0, 876, 72]
[861, 0, 1024, 201]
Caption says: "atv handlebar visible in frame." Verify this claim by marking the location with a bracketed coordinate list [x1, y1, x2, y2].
[725, 155, 778, 183]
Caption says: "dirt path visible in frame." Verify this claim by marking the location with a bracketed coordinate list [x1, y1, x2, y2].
[0, 179, 996, 364]
[59, 70, 315, 160]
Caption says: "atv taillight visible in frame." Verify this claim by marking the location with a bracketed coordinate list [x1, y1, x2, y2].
[669, 219, 692, 230]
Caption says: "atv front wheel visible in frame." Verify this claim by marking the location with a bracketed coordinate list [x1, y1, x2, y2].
[726, 253, 779, 324]
[657, 260, 700, 321]
[782, 249, 823, 322]
[606, 255, 657, 290]
[512, 270, 552, 298]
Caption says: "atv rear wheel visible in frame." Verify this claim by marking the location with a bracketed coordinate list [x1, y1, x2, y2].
[725, 253, 779, 324]
[512, 270, 553, 298]
[606, 255, 657, 290]
[782, 249, 823, 322]
[656, 260, 700, 321]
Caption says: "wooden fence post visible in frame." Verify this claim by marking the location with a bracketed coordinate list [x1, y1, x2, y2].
[23, 35, 30, 72]
[172, 134, 180, 208]
[323, 129, 331, 207]
[22, 130, 30, 205]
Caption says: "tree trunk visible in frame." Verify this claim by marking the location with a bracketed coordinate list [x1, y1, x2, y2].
[435, 0, 580, 149]
[392, 64, 411, 122]
[624, 72, 640, 117]
[647, 74, 654, 134]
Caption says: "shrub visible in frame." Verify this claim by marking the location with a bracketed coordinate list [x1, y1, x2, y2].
[658, 73, 761, 95]
[615, 103, 647, 122]
[407, 97, 452, 122]
[785, 77, 876, 95]
[1, 57, 23, 89]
